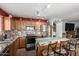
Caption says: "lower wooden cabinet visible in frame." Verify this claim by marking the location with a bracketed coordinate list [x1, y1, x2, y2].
[17, 37, 26, 49]
[7, 37, 25, 56]
[9, 39, 18, 56]
[19, 37, 26, 48]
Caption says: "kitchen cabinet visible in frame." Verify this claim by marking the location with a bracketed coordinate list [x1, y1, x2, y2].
[2, 37, 25, 56]
[9, 39, 18, 56]
[0, 37, 25, 56]
[19, 37, 26, 48]
[17, 37, 26, 48]
[4, 16, 11, 30]
[40, 24, 48, 37]
[16, 38, 20, 49]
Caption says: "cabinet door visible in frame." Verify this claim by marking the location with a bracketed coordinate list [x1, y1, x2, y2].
[4, 17, 11, 30]
[19, 37, 26, 48]
[16, 38, 20, 49]
[13, 40, 18, 55]
[9, 40, 17, 56]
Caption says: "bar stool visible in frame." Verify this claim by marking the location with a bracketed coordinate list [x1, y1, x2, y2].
[55, 40, 69, 56]
[75, 38, 79, 48]
[40, 45, 48, 56]
[67, 39, 77, 56]
[47, 41, 57, 56]
[35, 43, 48, 56]
[39, 41, 57, 56]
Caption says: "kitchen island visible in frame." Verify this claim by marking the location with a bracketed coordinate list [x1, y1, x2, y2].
[35, 37, 70, 56]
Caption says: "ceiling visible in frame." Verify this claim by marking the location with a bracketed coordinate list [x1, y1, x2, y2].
[0, 3, 79, 21]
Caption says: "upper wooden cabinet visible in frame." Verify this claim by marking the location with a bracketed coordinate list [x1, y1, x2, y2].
[4, 16, 11, 30]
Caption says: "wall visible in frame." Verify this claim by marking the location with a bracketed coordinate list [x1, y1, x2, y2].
[48, 18, 55, 37]
[0, 8, 8, 16]
[56, 22, 63, 38]
[48, 18, 63, 37]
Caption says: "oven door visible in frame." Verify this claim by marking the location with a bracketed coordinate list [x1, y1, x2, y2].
[26, 36, 36, 51]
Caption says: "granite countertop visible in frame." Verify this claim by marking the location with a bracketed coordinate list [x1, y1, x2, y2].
[0, 43, 8, 53]
[36, 37, 70, 46]
[0, 35, 23, 53]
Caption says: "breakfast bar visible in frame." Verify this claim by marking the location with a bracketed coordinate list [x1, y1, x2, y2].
[35, 37, 70, 56]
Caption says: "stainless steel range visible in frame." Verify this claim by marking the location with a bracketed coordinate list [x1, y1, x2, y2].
[25, 36, 36, 51]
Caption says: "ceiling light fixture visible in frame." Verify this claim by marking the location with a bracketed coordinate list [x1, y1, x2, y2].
[37, 12, 40, 17]
[35, 4, 52, 19]
[46, 4, 51, 8]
